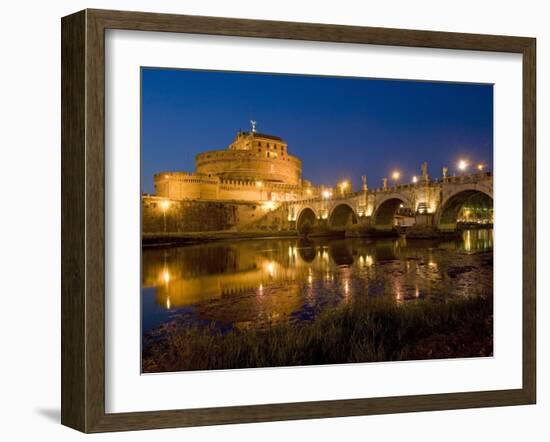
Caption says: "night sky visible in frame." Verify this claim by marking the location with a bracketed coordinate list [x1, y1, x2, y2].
[141, 68, 493, 194]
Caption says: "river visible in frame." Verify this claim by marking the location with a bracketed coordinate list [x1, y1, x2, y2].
[141, 229, 493, 336]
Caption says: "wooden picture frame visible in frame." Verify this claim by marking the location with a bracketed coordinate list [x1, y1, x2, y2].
[61, 8, 536, 433]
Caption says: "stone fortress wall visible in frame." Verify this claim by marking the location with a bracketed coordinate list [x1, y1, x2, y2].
[142, 196, 278, 233]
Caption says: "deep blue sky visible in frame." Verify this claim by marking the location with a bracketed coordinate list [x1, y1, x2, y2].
[141, 68, 493, 194]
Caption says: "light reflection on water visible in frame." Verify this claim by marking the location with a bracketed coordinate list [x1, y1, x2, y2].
[141, 229, 493, 334]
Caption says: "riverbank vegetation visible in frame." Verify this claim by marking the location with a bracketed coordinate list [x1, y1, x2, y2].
[142, 294, 493, 373]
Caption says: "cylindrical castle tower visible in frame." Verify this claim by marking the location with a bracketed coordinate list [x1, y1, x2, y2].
[195, 131, 302, 185]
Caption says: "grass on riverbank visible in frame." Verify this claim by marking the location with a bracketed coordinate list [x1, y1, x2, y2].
[142, 294, 493, 373]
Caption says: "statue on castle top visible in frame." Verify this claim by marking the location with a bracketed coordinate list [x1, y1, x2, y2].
[250, 120, 257, 133]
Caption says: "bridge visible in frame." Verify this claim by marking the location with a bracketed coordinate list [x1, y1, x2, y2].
[284, 171, 493, 236]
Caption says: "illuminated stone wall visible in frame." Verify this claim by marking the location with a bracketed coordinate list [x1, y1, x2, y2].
[141, 196, 290, 233]
[195, 148, 302, 186]
[154, 173, 318, 202]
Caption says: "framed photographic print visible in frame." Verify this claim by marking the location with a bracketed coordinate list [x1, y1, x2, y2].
[61, 9, 536, 433]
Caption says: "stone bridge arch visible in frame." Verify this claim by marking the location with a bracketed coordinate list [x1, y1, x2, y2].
[372, 193, 414, 230]
[328, 202, 358, 231]
[296, 206, 318, 234]
[436, 184, 493, 232]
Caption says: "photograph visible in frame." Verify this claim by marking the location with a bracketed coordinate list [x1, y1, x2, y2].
[140, 68, 494, 374]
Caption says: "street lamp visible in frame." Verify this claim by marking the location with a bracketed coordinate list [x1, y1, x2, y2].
[477, 163, 485, 172]
[160, 199, 170, 232]
[391, 170, 401, 183]
[322, 190, 332, 199]
[412, 175, 418, 184]
[458, 159, 469, 172]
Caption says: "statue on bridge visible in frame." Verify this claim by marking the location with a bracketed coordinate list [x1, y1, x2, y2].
[382, 177, 388, 190]
[442, 166, 448, 180]
[362, 175, 368, 192]
[421, 162, 429, 183]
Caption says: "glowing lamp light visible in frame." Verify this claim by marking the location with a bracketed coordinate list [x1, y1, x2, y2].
[160, 200, 170, 211]
[322, 190, 332, 199]
[162, 270, 170, 284]
[458, 159, 469, 171]
[477, 163, 485, 171]
[263, 201, 277, 211]
[412, 176, 418, 184]
[391, 170, 401, 181]
[256, 180, 263, 187]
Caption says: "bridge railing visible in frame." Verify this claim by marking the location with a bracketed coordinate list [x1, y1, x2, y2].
[288, 171, 492, 204]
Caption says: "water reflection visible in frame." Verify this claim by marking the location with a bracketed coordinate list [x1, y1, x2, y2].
[142, 229, 493, 333]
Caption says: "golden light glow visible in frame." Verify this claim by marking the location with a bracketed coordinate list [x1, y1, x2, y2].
[412, 175, 418, 184]
[160, 200, 170, 211]
[162, 270, 170, 284]
[477, 163, 485, 171]
[391, 170, 401, 181]
[343, 280, 350, 295]
[262, 201, 277, 211]
[166, 297, 171, 309]
[265, 261, 275, 277]
[458, 159, 469, 171]
[322, 190, 332, 199]
[339, 180, 349, 193]
[306, 188, 312, 195]
[164, 174, 169, 179]
[256, 180, 263, 187]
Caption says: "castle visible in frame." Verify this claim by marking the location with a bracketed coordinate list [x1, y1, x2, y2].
[153, 122, 334, 202]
